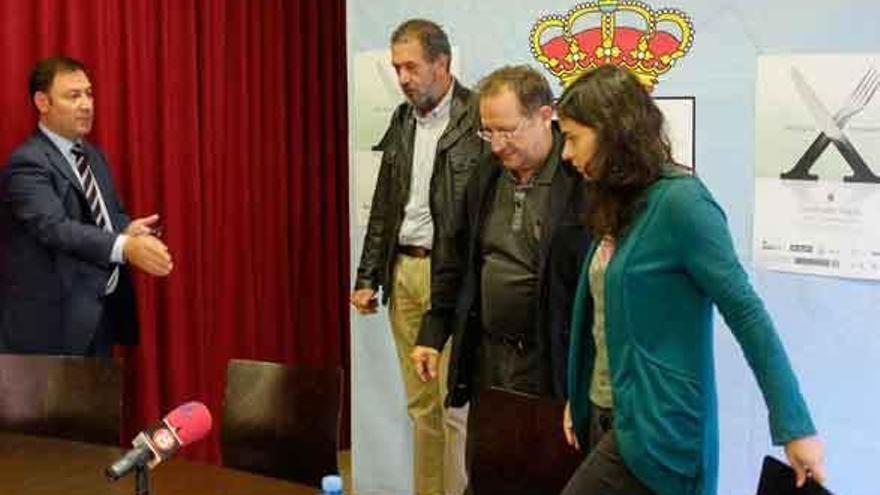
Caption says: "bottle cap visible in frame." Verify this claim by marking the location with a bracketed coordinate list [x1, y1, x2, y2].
[321, 474, 343, 492]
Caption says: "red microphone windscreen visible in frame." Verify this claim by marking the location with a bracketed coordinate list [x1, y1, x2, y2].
[163, 401, 212, 446]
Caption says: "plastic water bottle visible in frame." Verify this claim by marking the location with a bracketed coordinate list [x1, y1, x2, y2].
[320, 474, 343, 495]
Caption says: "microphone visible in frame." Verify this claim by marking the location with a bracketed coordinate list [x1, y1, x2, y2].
[105, 401, 212, 481]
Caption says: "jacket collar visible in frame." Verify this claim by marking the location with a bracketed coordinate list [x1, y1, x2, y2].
[542, 125, 582, 254]
[34, 127, 84, 192]
[436, 80, 476, 153]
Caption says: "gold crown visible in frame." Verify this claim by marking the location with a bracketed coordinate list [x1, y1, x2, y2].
[530, 0, 694, 89]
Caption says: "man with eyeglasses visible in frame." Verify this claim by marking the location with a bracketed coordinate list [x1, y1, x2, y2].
[412, 65, 590, 487]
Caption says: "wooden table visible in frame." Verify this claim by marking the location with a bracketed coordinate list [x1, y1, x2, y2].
[0, 432, 318, 494]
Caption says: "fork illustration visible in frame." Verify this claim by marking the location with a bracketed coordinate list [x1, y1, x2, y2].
[781, 66, 880, 180]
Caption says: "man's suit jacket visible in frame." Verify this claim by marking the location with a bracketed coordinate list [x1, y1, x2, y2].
[0, 130, 138, 354]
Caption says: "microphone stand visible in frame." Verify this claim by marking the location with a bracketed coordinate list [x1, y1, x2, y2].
[134, 461, 151, 495]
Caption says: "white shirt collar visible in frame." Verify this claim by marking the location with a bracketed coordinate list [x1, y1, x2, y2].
[39, 122, 82, 164]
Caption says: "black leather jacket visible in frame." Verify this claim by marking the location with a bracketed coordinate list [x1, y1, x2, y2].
[354, 81, 485, 303]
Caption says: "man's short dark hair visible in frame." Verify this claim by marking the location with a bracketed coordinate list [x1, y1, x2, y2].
[390, 19, 451, 66]
[29, 56, 87, 100]
[477, 65, 554, 116]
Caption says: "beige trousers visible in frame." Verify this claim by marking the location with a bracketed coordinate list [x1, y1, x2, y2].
[389, 254, 469, 495]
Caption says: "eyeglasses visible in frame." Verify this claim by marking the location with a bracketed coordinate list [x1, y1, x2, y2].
[476, 118, 528, 143]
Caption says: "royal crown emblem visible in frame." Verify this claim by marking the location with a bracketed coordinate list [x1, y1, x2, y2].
[530, 0, 694, 89]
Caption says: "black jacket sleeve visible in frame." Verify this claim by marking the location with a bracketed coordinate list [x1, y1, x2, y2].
[354, 106, 402, 291]
[416, 161, 482, 351]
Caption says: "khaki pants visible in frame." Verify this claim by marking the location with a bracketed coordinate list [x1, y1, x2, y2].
[389, 254, 469, 495]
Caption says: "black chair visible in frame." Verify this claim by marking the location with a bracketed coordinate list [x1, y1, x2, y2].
[221, 358, 342, 487]
[469, 387, 583, 495]
[0, 353, 123, 446]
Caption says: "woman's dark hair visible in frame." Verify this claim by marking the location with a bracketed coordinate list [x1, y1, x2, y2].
[556, 65, 674, 238]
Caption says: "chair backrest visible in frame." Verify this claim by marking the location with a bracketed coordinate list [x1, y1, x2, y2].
[469, 387, 583, 495]
[221, 358, 342, 487]
[0, 354, 123, 446]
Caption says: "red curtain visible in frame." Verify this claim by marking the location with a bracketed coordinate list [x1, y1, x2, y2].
[0, 0, 350, 462]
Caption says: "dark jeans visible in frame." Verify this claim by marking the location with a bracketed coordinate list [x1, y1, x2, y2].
[559, 405, 656, 495]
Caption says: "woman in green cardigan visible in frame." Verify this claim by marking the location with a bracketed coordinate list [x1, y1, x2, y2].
[554, 65, 826, 495]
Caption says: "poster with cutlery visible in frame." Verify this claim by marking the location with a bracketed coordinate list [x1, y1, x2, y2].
[754, 54, 880, 280]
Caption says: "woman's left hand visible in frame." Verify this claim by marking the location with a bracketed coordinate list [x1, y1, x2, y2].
[784, 435, 826, 487]
[562, 401, 580, 450]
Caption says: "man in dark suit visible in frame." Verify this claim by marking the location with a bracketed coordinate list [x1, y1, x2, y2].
[0, 56, 173, 356]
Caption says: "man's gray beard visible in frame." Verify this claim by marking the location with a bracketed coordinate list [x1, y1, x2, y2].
[411, 93, 439, 114]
